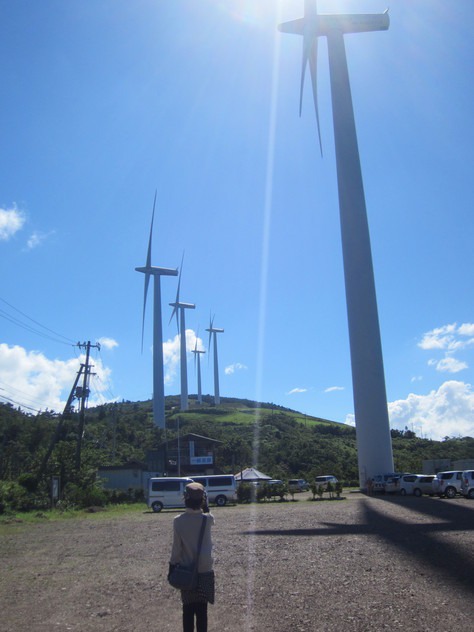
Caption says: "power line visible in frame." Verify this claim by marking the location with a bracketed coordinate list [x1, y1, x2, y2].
[0, 392, 42, 413]
[0, 379, 51, 410]
[0, 296, 76, 346]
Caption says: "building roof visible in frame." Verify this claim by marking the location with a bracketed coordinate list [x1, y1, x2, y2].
[98, 460, 147, 471]
[161, 433, 223, 447]
[234, 467, 272, 481]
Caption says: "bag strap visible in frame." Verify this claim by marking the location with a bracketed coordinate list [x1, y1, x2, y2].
[194, 514, 207, 568]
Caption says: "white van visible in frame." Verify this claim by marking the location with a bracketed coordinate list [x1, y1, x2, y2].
[147, 477, 193, 513]
[190, 475, 237, 507]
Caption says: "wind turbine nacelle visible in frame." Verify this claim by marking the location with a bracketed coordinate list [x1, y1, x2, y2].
[279, 11, 389, 36]
[207, 328, 224, 333]
[170, 302, 196, 309]
[135, 266, 178, 276]
[319, 12, 389, 34]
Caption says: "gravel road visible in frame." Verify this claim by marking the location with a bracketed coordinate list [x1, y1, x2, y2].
[1, 492, 473, 632]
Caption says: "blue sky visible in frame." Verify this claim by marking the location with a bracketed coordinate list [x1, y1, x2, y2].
[1, 0, 473, 441]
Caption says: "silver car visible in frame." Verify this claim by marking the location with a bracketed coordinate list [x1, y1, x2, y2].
[399, 474, 436, 497]
[461, 470, 474, 499]
[433, 471, 463, 498]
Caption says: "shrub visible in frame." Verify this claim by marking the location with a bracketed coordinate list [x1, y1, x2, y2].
[0, 480, 32, 513]
[63, 481, 108, 508]
[237, 483, 252, 503]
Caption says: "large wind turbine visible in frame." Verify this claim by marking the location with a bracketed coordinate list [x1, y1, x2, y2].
[279, 1, 394, 487]
[191, 334, 206, 404]
[135, 193, 178, 428]
[206, 316, 224, 406]
[169, 258, 195, 411]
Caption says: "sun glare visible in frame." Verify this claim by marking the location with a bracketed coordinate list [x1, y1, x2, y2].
[212, 0, 278, 27]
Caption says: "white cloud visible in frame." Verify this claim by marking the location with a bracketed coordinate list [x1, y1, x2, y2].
[411, 376, 423, 383]
[345, 413, 355, 427]
[0, 206, 25, 241]
[324, 386, 344, 393]
[163, 329, 203, 385]
[419, 323, 473, 375]
[97, 337, 119, 350]
[429, 356, 468, 373]
[288, 387, 307, 394]
[26, 230, 54, 250]
[418, 323, 474, 352]
[225, 363, 248, 375]
[0, 343, 114, 413]
[388, 380, 474, 440]
[458, 323, 474, 337]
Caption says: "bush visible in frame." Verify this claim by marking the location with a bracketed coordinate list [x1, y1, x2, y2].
[63, 481, 108, 508]
[237, 483, 252, 503]
[0, 481, 32, 513]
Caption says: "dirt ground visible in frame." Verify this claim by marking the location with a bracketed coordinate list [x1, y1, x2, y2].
[1, 492, 473, 632]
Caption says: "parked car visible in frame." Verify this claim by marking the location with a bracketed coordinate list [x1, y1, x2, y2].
[190, 474, 237, 507]
[433, 471, 464, 498]
[461, 470, 474, 499]
[264, 480, 286, 498]
[314, 475, 338, 490]
[147, 476, 194, 513]
[288, 479, 309, 492]
[373, 473, 402, 493]
[399, 474, 436, 497]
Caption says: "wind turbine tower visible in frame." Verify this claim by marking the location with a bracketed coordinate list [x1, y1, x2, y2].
[135, 193, 178, 428]
[191, 336, 206, 404]
[279, 1, 394, 487]
[206, 316, 224, 406]
[169, 260, 195, 411]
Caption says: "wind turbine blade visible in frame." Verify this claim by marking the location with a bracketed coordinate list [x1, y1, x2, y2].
[176, 251, 185, 304]
[141, 272, 150, 353]
[169, 252, 184, 331]
[168, 303, 179, 330]
[308, 37, 323, 156]
[299, 36, 309, 117]
[207, 314, 213, 364]
[146, 190, 157, 269]
[140, 191, 157, 353]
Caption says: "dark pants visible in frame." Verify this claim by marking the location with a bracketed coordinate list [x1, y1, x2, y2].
[183, 602, 207, 632]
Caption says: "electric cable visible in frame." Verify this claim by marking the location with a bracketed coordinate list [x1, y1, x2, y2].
[0, 296, 76, 346]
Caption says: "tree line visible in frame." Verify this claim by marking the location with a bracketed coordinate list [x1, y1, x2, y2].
[1, 398, 473, 512]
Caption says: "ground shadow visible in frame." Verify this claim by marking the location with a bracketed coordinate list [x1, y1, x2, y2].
[242, 496, 474, 595]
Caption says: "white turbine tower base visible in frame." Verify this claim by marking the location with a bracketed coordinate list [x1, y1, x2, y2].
[136, 193, 178, 428]
[279, 1, 394, 488]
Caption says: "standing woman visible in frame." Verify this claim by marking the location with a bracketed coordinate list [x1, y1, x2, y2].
[169, 482, 215, 632]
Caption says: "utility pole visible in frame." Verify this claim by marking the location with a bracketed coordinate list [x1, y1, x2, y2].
[75, 341, 99, 471]
[37, 367, 83, 481]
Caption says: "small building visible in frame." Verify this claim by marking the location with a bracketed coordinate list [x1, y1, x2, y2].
[154, 433, 223, 477]
[98, 433, 223, 493]
[97, 460, 148, 492]
[423, 458, 474, 474]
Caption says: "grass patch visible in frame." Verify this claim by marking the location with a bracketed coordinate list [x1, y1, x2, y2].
[0, 502, 148, 529]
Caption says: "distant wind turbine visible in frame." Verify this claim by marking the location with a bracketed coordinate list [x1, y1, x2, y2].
[169, 256, 195, 411]
[206, 315, 224, 406]
[279, 1, 394, 486]
[191, 333, 206, 404]
[135, 192, 178, 428]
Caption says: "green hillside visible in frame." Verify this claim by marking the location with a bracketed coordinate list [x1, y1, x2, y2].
[1, 396, 474, 508]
